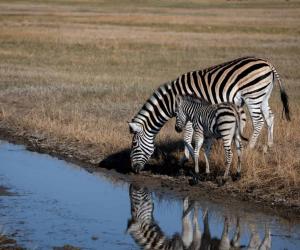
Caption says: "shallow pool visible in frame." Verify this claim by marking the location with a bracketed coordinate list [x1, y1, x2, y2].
[0, 141, 299, 249]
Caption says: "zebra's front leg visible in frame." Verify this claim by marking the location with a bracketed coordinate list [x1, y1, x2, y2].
[183, 140, 199, 184]
[189, 130, 204, 185]
[182, 197, 193, 248]
[191, 203, 201, 250]
[193, 130, 204, 175]
[217, 140, 233, 186]
[179, 121, 193, 166]
[231, 217, 241, 248]
[219, 217, 230, 250]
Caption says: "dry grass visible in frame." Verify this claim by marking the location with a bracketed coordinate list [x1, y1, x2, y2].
[0, 0, 299, 202]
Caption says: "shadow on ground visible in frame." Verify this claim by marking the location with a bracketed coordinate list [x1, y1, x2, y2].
[98, 139, 240, 187]
[98, 140, 185, 176]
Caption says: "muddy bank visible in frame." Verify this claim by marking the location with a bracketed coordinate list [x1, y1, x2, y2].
[0, 186, 12, 196]
[0, 124, 299, 219]
[0, 235, 24, 250]
[0, 186, 23, 250]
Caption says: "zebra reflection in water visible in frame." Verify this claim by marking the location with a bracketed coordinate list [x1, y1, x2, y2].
[126, 185, 271, 250]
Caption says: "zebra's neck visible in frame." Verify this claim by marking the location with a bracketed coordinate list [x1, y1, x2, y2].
[183, 102, 203, 123]
[132, 81, 179, 137]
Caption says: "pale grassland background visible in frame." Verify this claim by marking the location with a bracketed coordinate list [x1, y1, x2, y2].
[0, 0, 299, 200]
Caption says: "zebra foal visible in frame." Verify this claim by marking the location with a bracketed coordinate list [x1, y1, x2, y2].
[174, 95, 248, 183]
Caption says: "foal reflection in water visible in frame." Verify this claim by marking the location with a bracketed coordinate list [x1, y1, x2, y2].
[126, 185, 271, 250]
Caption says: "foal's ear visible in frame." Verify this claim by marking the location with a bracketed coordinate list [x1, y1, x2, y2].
[175, 95, 183, 107]
[128, 122, 142, 134]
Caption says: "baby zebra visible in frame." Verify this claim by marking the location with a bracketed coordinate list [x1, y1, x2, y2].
[174, 95, 248, 183]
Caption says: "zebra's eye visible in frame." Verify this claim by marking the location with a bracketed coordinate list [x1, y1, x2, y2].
[132, 135, 140, 147]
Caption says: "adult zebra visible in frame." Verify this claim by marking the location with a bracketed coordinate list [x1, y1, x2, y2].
[129, 56, 290, 173]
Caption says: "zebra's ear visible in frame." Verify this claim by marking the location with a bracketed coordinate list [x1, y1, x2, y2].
[128, 122, 142, 134]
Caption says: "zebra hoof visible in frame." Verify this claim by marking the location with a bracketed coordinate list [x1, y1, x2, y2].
[216, 177, 225, 186]
[216, 176, 231, 186]
[203, 173, 211, 182]
[189, 177, 199, 186]
[188, 171, 200, 186]
[232, 172, 241, 181]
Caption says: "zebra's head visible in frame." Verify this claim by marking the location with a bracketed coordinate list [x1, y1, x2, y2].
[128, 184, 153, 223]
[129, 122, 155, 173]
[174, 96, 187, 133]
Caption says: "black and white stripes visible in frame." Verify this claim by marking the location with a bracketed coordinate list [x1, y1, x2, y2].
[174, 96, 247, 181]
[126, 185, 272, 250]
[129, 57, 290, 172]
[127, 185, 184, 250]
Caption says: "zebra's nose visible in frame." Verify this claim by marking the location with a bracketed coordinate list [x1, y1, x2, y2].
[175, 125, 182, 133]
[132, 163, 142, 174]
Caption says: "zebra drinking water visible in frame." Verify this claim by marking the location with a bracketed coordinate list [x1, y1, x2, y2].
[174, 95, 248, 183]
[127, 184, 186, 250]
[129, 57, 290, 173]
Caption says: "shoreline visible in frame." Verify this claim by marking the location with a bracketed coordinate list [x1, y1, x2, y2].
[0, 124, 299, 220]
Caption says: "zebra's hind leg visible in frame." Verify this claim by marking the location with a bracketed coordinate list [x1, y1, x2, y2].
[262, 102, 274, 148]
[179, 121, 193, 166]
[234, 136, 243, 180]
[248, 106, 265, 149]
[223, 145, 233, 180]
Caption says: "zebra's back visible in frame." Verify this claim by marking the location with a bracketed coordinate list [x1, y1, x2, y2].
[192, 102, 239, 139]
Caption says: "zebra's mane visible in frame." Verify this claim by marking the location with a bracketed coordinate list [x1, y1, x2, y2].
[182, 95, 210, 106]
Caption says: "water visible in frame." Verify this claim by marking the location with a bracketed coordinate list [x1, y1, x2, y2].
[0, 141, 299, 249]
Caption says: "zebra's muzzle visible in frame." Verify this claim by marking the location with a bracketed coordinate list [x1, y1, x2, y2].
[131, 163, 143, 174]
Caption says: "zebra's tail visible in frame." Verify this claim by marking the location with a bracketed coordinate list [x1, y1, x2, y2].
[271, 66, 291, 121]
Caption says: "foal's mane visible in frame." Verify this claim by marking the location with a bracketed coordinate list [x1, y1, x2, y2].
[182, 95, 210, 105]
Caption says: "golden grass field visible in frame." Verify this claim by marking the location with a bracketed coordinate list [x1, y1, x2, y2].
[0, 0, 299, 204]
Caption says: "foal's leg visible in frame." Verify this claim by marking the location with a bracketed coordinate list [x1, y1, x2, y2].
[235, 136, 243, 179]
[203, 138, 213, 175]
[193, 129, 204, 175]
[180, 121, 193, 166]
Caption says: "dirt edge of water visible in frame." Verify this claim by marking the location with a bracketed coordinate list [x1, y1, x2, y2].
[0, 125, 299, 221]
